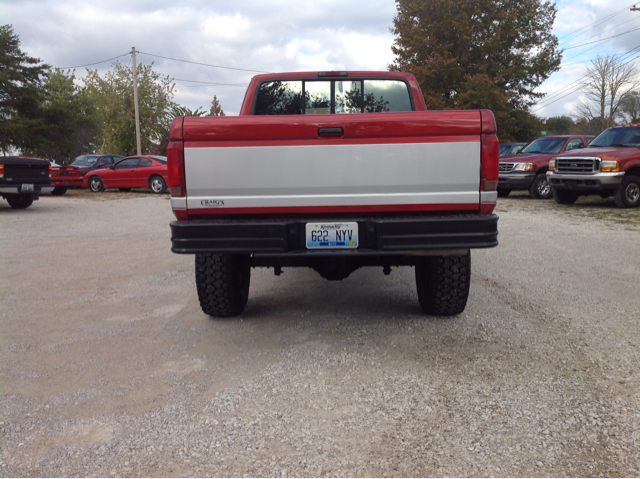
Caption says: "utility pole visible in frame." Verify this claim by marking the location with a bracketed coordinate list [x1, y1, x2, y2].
[131, 47, 142, 155]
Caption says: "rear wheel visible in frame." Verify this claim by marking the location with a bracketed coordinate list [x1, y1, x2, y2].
[529, 174, 551, 199]
[51, 187, 67, 196]
[497, 188, 511, 198]
[6, 194, 34, 209]
[415, 252, 471, 316]
[195, 254, 251, 317]
[614, 175, 640, 208]
[88, 176, 104, 192]
[552, 188, 579, 205]
[149, 175, 166, 194]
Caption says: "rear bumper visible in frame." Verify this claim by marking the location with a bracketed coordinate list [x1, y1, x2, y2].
[170, 214, 499, 255]
[0, 184, 54, 195]
[51, 178, 83, 187]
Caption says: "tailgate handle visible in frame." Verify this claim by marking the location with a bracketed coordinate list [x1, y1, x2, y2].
[318, 127, 343, 137]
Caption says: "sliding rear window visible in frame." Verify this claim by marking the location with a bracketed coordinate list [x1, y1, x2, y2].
[254, 78, 413, 115]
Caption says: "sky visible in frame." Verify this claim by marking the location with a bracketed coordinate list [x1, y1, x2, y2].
[3, 0, 640, 118]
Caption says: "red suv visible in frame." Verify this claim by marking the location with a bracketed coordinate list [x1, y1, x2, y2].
[498, 135, 594, 199]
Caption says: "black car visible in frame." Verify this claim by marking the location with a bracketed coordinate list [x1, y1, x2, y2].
[70, 154, 123, 176]
[0, 156, 54, 209]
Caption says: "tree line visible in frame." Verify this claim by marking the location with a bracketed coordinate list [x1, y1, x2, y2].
[0, 24, 224, 163]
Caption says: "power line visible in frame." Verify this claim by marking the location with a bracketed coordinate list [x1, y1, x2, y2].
[532, 52, 640, 113]
[537, 46, 640, 107]
[560, 15, 640, 60]
[172, 78, 248, 86]
[136, 51, 271, 74]
[563, 25, 640, 51]
[536, 51, 640, 109]
[557, 2, 637, 47]
[59, 52, 131, 69]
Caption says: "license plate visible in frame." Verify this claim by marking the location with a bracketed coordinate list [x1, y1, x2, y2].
[21, 184, 34, 192]
[306, 222, 358, 249]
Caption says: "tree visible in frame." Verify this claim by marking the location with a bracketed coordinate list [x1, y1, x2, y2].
[618, 90, 640, 124]
[545, 116, 574, 135]
[576, 54, 639, 133]
[209, 95, 225, 116]
[23, 69, 100, 162]
[84, 61, 175, 155]
[0, 24, 49, 154]
[153, 104, 208, 155]
[389, 0, 561, 141]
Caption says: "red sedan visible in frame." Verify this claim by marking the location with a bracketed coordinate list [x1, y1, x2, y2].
[83, 155, 168, 194]
[50, 161, 83, 195]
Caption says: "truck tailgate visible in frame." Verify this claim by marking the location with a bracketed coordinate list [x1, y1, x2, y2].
[179, 111, 483, 215]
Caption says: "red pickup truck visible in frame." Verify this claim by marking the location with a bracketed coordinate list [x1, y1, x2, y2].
[498, 135, 594, 199]
[547, 125, 640, 208]
[167, 71, 499, 317]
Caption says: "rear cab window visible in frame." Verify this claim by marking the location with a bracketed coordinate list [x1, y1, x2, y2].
[254, 76, 414, 115]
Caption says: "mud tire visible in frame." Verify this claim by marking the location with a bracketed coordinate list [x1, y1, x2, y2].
[195, 254, 251, 317]
[415, 252, 471, 316]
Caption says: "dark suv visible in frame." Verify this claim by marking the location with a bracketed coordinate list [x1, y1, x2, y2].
[70, 154, 123, 176]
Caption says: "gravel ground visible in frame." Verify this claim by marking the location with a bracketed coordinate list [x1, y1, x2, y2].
[0, 191, 639, 477]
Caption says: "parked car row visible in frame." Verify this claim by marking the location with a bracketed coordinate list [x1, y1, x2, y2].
[498, 125, 640, 208]
[1, 154, 169, 209]
[498, 135, 594, 199]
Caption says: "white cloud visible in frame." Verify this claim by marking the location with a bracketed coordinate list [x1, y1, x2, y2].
[203, 13, 251, 40]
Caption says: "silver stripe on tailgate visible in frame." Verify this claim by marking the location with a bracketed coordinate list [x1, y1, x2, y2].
[185, 142, 481, 209]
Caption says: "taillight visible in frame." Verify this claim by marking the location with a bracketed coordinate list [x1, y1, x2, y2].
[167, 117, 186, 198]
[0, 164, 4, 178]
[480, 110, 499, 215]
[167, 141, 186, 197]
[480, 110, 499, 192]
[49, 165, 52, 178]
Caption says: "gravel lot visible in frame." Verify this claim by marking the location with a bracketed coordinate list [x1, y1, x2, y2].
[1, 191, 639, 477]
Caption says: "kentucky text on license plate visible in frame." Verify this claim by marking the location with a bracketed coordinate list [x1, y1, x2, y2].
[305, 222, 358, 249]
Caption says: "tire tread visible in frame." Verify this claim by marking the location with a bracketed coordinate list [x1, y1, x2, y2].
[415, 253, 471, 316]
[195, 254, 250, 317]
